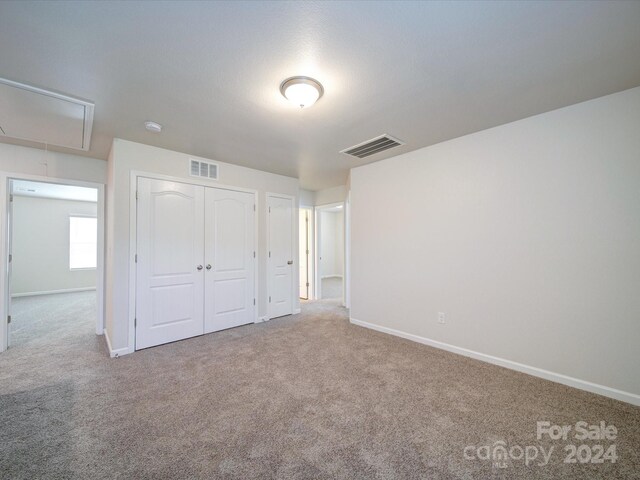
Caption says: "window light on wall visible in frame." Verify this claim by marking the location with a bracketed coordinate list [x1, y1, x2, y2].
[69, 216, 97, 270]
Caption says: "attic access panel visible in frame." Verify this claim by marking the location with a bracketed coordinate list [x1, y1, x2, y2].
[0, 77, 94, 151]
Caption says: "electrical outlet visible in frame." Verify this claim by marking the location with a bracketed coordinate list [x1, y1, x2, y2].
[438, 312, 446, 324]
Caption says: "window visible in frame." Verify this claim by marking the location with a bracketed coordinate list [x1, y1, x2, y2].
[69, 216, 97, 270]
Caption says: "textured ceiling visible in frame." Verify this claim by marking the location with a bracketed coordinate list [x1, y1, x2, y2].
[1, 1, 639, 190]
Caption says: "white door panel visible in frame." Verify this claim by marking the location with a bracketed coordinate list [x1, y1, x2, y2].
[204, 188, 255, 333]
[268, 195, 294, 319]
[136, 178, 205, 349]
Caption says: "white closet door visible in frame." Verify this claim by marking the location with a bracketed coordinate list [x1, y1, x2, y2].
[204, 187, 255, 333]
[268, 195, 294, 319]
[136, 178, 205, 349]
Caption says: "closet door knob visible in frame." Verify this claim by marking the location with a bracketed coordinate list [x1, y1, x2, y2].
[206, 264, 212, 270]
[197, 265, 203, 271]
[287, 260, 293, 265]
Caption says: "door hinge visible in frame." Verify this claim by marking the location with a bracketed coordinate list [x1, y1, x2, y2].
[8, 254, 12, 263]
[9, 194, 13, 202]
[135, 190, 139, 200]
[253, 251, 256, 258]
[269, 296, 271, 303]
[134, 318, 137, 327]
[253, 298, 256, 306]
[135, 254, 138, 263]
[7, 315, 11, 324]
[253, 204, 256, 212]
[269, 251, 271, 258]
[306, 282, 310, 287]
[269, 206, 271, 213]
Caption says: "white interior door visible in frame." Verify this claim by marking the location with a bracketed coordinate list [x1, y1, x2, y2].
[268, 195, 294, 319]
[204, 187, 255, 333]
[136, 178, 205, 349]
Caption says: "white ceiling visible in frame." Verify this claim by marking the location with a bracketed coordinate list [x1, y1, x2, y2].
[0, 1, 639, 190]
[12, 180, 97, 203]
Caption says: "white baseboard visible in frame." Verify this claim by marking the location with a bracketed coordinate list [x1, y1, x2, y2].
[293, 308, 301, 314]
[256, 316, 267, 323]
[103, 329, 133, 358]
[12, 287, 96, 298]
[321, 275, 343, 279]
[350, 318, 640, 407]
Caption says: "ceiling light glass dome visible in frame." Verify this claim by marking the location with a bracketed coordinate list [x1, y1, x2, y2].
[280, 76, 324, 108]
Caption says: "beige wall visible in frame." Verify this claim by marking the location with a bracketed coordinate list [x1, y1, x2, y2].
[11, 196, 97, 295]
[350, 87, 640, 400]
[319, 211, 344, 278]
[106, 139, 300, 352]
[299, 186, 348, 207]
[0, 142, 107, 184]
[315, 185, 347, 206]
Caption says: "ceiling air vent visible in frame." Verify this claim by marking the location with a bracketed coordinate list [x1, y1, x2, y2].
[189, 158, 218, 180]
[340, 134, 404, 159]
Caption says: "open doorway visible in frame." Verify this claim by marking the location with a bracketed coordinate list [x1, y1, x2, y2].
[5, 178, 103, 350]
[315, 202, 345, 302]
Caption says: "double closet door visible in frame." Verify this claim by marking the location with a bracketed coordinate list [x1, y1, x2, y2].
[136, 177, 255, 350]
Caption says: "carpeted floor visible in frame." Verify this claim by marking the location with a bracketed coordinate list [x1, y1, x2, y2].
[0, 293, 638, 479]
[8, 290, 97, 348]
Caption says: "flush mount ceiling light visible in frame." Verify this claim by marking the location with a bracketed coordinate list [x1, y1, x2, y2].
[280, 76, 324, 109]
[144, 121, 162, 133]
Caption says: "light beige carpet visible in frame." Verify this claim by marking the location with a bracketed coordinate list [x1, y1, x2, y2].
[0, 293, 638, 479]
[321, 276, 343, 300]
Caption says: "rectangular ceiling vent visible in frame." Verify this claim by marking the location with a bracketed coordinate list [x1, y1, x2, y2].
[189, 158, 218, 180]
[340, 134, 404, 158]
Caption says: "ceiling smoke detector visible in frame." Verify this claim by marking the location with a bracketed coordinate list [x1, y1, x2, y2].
[280, 76, 324, 108]
[144, 121, 162, 133]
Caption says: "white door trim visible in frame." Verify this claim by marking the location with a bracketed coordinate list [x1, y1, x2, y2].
[345, 191, 351, 309]
[299, 206, 314, 300]
[266, 192, 296, 320]
[128, 171, 259, 353]
[0, 172, 105, 353]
